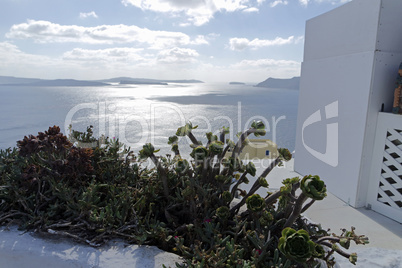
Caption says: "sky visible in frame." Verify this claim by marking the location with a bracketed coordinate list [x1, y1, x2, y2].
[0, 0, 351, 83]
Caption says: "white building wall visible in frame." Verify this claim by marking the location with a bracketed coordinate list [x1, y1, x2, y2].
[295, 0, 402, 207]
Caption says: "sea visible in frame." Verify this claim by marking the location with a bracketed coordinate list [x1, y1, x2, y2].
[0, 83, 299, 156]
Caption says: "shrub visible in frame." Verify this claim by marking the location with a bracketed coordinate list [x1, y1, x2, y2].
[0, 123, 368, 267]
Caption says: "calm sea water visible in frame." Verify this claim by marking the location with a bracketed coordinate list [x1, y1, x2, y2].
[0, 83, 299, 155]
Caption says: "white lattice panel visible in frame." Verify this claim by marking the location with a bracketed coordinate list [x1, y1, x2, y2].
[377, 129, 402, 209]
[368, 113, 402, 223]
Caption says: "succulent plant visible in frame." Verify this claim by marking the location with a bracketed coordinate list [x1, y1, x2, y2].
[246, 194, 265, 212]
[216, 206, 230, 220]
[250, 120, 266, 137]
[300, 175, 327, 200]
[245, 162, 256, 176]
[190, 145, 209, 161]
[208, 141, 224, 156]
[278, 227, 315, 263]
[0, 124, 368, 268]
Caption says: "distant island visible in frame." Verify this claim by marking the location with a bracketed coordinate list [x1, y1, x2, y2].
[255, 77, 300, 89]
[97, 77, 203, 84]
[120, 80, 168, 85]
[0, 76, 204, 87]
[26, 79, 108, 87]
[229, 82, 245, 85]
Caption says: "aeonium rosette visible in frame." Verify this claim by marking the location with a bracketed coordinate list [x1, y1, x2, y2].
[245, 162, 256, 176]
[175, 159, 189, 174]
[190, 146, 208, 161]
[216, 206, 230, 220]
[278, 148, 292, 161]
[278, 227, 315, 263]
[251, 120, 266, 137]
[300, 175, 327, 200]
[139, 143, 159, 159]
[246, 194, 265, 212]
[176, 122, 197, 136]
[209, 141, 224, 156]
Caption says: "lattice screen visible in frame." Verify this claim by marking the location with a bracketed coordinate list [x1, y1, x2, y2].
[377, 128, 402, 209]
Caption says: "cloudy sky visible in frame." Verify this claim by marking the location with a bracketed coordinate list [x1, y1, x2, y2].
[0, 0, 350, 82]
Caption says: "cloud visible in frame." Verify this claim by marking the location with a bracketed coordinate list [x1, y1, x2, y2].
[122, 0, 256, 26]
[63, 47, 146, 62]
[194, 58, 301, 82]
[242, 7, 259, 13]
[0, 41, 204, 79]
[270, 0, 288, 7]
[299, 0, 351, 6]
[157, 47, 199, 64]
[0, 41, 300, 82]
[0, 42, 76, 77]
[6, 20, 208, 48]
[232, 58, 300, 68]
[229, 36, 302, 50]
[79, 11, 98, 19]
[230, 58, 301, 79]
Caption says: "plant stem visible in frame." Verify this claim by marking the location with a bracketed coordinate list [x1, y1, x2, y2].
[230, 172, 248, 197]
[260, 157, 281, 179]
[230, 157, 281, 215]
[219, 130, 226, 143]
[301, 199, 315, 213]
[283, 193, 308, 228]
[320, 241, 351, 259]
[150, 154, 169, 198]
[231, 129, 255, 158]
[187, 132, 200, 146]
[265, 190, 282, 206]
[316, 236, 340, 244]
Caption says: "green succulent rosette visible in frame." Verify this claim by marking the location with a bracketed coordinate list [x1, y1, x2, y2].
[206, 132, 218, 142]
[312, 243, 325, 259]
[171, 144, 180, 155]
[222, 156, 243, 171]
[245, 162, 256, 176]
[259, 210, 274, 226]
[349, 253, 357, 265]
[226, 139, 236, 149]
[175, 159, 189, 174]
[139, 143, 159, 159]
[216, 206, 230, 220]
[246, 194, 265, 212]
[278, 227, 315, 263]
[222, 191, 233, 203]
[215, 175, 231, 184]
[190, 146, 208, 161]
[258, 177, 269, 188]
[278, 148, 292, 161]
[251, 121, 266, 137]
[300, 175, 327, 200]
[176, 122, 197, 136]
[168, 135, 178, 145]
[209, 141, 224, 155]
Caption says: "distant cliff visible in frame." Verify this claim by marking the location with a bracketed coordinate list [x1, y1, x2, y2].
[255, 77, 300, 89]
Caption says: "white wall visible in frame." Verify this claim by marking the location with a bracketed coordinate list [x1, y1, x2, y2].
[295, 0, 402, 207]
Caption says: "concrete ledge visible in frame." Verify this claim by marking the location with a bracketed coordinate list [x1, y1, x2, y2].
[0, 227, 182, 268]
